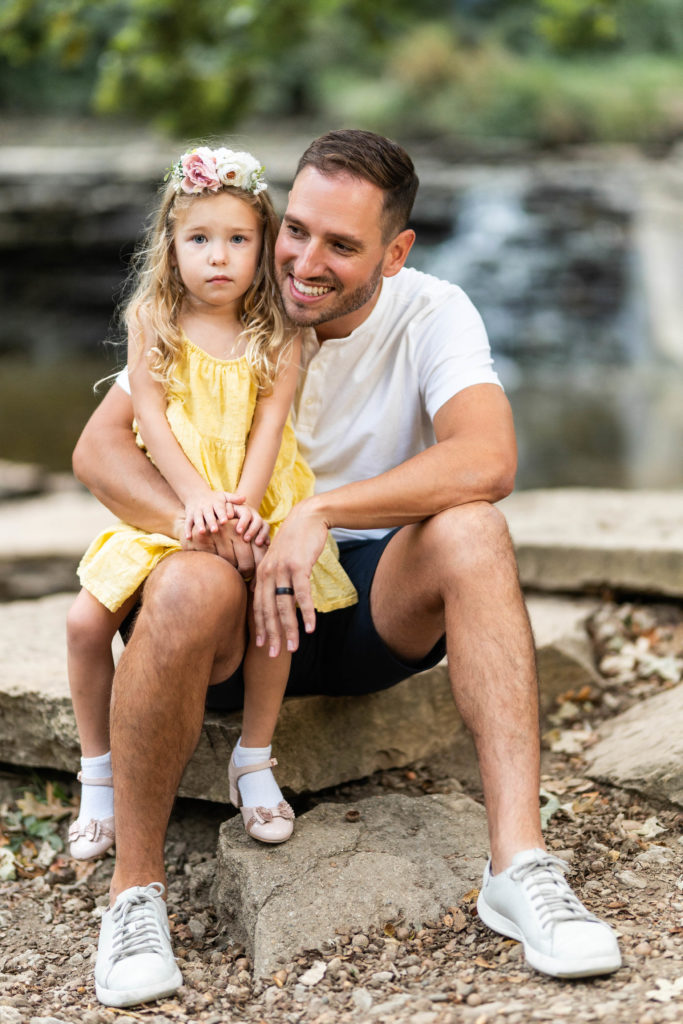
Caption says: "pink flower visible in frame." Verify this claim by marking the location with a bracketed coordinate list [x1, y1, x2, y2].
[179, 148, 220, 194]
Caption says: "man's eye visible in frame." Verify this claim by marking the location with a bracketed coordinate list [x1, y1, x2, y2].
[288, 224, 304, 236]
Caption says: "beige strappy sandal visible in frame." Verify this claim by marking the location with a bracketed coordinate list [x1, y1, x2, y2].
[68, 772, 115, 860]
[228, 754, 294, 844]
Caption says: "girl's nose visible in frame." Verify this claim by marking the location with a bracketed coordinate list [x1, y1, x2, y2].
[210, 243, 228, 264]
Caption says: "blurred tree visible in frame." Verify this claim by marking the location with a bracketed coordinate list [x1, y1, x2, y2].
[0, 0, 444, 131]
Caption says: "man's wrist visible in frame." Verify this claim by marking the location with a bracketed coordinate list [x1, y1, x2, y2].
[302, 494, 334, 530]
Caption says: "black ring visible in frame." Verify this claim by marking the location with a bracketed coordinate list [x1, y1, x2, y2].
[275, 586, 295, 596]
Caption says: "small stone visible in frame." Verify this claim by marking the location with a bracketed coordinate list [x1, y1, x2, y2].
[187, 917, 206, 941]
[352, 933, 369, 949]
[0, 1010, 22, 1024]
[466, 993, 482, 1006]
[326, 956, 342, 978]
[369, 970, 393, 986]
[635, 941, 652, 956]
[352, 988, 373, 1012]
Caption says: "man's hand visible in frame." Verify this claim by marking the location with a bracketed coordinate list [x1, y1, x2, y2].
[176, 513, 258, 580]
[252, 499, 329, 658]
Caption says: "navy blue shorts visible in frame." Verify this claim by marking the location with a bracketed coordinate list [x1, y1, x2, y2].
[204, 529, 446, 712]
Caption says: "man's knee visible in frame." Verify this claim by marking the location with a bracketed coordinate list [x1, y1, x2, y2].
[421, 501, 514, 569]
[141, 552, 247, 633]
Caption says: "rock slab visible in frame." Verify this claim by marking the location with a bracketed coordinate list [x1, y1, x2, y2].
[0, 593, 599, 800]
[585, 685, 683, 807]
[213, 791, 489, 978]
[502, 488, 683, 597]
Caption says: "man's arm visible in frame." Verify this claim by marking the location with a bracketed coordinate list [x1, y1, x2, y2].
[253, 383, 517, 653]
[72, 384, 182, 536]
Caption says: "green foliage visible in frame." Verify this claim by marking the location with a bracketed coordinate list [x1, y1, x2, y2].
[0, 0, 682, 144]
[535, 0, 619, 53]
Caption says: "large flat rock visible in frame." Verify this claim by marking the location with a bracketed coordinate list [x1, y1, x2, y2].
[4, 487, 683, 601]
[584, 685, 683, 807]
[213, 791, 489, 979]
[0, 593, 598, 801]
[502, 489, 683, 596]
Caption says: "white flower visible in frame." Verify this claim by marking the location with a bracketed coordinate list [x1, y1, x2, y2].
[214, 148, 267, 193]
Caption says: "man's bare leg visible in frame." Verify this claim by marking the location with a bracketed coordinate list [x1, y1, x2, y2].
[109, 552, 247, 902]
[370, 501, 543, 873]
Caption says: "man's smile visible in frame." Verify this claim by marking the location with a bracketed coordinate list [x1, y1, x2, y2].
[290, 275, 334, 299]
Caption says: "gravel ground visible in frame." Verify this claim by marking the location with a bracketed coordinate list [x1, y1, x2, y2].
[1, 600, 681, 1024]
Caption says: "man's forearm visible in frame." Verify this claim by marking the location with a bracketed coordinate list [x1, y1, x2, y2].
[309, 437, 514, 532]
[72, 385, 183, 537]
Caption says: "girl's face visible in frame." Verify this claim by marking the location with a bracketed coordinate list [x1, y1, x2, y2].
[172, 192, 263, 315]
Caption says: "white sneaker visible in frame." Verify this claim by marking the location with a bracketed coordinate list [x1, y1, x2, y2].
[477, 848, 621, 978]
[95, 882, 183, 1007]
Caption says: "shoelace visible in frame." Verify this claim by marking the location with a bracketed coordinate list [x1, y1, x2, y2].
[509, 852, 599, 931]
[110, 883, 166, 963]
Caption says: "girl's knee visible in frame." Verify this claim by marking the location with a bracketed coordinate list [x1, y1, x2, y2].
[67, 590, 117, 652]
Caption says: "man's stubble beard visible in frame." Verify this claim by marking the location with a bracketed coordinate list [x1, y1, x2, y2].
[277, 260, 384, 329]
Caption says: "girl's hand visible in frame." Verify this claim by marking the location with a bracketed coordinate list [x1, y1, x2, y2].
[184, 490, 244, 539]
[232, 502, 271, 547]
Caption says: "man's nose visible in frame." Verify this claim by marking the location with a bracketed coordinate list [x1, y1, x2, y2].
[293, 239, 324, 279]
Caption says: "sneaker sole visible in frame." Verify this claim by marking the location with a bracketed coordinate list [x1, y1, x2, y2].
[477, 893, 622, 979]
[95, 967, 183, 1008]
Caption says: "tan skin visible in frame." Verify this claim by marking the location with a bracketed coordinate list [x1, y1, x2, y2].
[73, 170, 544, 901]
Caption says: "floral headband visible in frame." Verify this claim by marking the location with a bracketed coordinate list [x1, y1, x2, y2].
[169, 146, 268, 196]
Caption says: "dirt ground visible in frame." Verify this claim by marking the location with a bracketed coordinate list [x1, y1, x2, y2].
[1, 601, 681, 1024]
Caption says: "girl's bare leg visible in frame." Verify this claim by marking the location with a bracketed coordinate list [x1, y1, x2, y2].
[231, 599, 293, 842]
[240, 599, 291, 748]
[66, 588, 139, 756]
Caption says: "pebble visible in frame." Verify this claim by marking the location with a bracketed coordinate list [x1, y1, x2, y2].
[352, 987, 373, 1012]
[0, 1010, 22, 1024]
[352, 932, 370, 949]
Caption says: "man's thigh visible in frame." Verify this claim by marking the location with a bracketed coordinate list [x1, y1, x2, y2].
[205, 529, 446, 712]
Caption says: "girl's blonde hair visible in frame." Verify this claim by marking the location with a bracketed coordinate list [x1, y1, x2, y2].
[123, 175, 291, 393]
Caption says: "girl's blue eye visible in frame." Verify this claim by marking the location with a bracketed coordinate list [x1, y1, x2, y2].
[192, 234, 207, 243]
[232, 234, 246, 244]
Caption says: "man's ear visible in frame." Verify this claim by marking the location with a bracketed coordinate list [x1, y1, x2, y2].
[382, 228, 416, 278]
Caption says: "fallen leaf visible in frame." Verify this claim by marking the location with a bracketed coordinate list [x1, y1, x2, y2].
[646, 978, 683, 1003]
[299, 960, 327, 987]
[461, 889, 479, 904]
[474, 956, 496, 969]
[16, 783, 72, 821]
[539, 789, 562, 829]
[572, 791, 599, 814]
[451, 908, 468, 933]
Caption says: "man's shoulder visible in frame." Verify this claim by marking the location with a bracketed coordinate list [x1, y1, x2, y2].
[393, 264, 473, 303]
[387, 266, 479, 325]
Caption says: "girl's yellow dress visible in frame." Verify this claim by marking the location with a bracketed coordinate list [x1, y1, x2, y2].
[78, 338, 357, 614]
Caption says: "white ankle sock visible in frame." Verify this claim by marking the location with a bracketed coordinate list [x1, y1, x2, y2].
[77, 751, 114, 822]
[233, 739, 283, 808]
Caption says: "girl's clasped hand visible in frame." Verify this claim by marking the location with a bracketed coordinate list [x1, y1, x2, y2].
[183, 488, 270, 547]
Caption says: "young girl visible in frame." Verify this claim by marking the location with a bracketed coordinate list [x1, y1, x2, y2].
[66, 146, 357, 860]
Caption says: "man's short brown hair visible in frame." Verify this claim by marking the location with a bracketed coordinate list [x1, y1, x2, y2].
[296, 129, 419, 242]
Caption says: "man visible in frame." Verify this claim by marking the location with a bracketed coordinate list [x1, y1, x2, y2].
[74, 130, 620, 1007]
